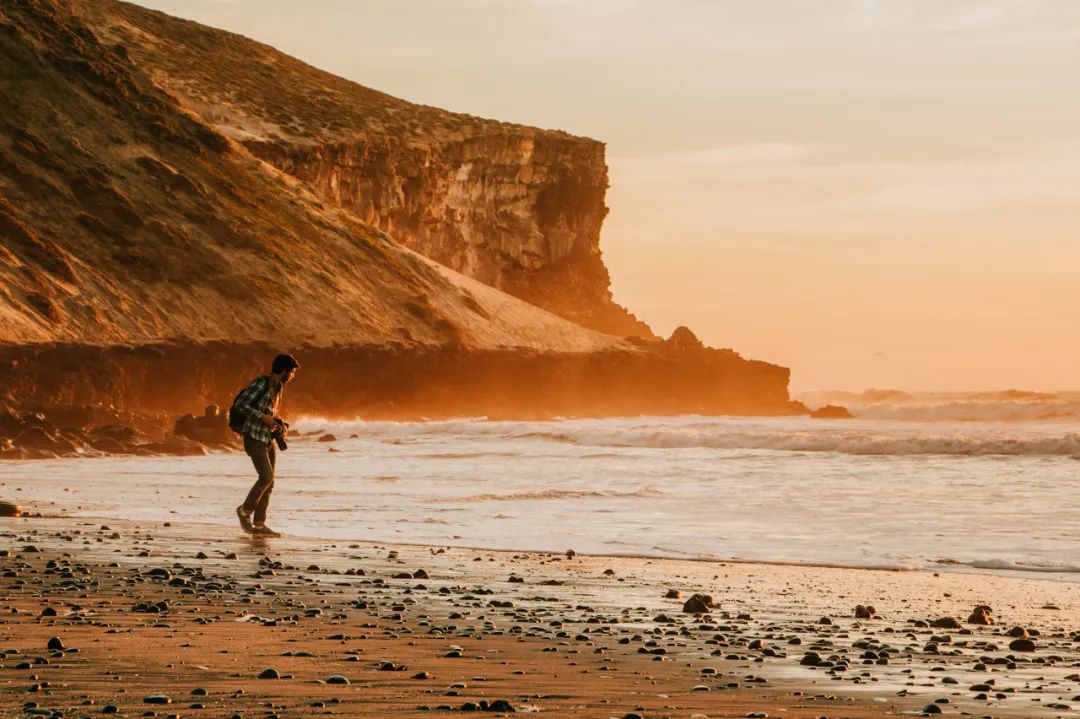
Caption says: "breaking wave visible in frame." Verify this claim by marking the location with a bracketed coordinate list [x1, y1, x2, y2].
[518, 427, 1080, 457]
[799, 389, 1080, 422]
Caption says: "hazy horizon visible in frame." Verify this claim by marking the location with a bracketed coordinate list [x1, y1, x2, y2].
[125, 0, 1080, 393]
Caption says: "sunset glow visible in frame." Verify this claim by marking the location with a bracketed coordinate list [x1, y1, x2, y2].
[129, 0, 1080, 391]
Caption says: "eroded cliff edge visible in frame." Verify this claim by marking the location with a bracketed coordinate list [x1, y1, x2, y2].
[78, 0, 653, 338]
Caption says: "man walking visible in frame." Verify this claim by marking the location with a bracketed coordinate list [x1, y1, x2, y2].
[234, 353, 299, 537]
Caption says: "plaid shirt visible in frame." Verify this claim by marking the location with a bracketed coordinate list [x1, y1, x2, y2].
[234, 375, 283, 444]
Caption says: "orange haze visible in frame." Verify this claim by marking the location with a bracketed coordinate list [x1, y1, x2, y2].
[130, 0, 1080, 391]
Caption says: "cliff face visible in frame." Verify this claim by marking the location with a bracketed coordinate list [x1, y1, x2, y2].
[247, 131, 636, 335]
[0, 0, 802, 424]
[0, 0, 620, 352]
[0, 341, 799, 422]
[77, 0, 654, 338]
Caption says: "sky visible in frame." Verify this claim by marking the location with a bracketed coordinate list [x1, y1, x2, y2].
[129, 0, 1080, 391]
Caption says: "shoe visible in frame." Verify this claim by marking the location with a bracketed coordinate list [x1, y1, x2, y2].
[235, 505, 253, 533]
[252, 524, 281, 537]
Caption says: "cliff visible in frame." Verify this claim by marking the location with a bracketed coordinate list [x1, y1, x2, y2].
[0, 0, 802, 433]
[0, 0, 617, 352]
[77, 0, 654, 338]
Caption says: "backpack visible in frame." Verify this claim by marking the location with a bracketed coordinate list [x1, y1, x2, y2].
[227, 376, 268, 435]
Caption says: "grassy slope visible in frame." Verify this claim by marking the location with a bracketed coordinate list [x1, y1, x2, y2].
[0, 0, 620, 353]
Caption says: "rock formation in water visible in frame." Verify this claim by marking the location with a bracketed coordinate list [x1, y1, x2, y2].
[78, 0, 653, 338]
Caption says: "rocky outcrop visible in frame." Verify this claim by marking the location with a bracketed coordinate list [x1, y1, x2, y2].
[0, 341, 802, 421]
[246, 131, 650, 336]
[77, 0, 653, 338]
[0, 0, 803, 425]
[810, 404, 854, 419]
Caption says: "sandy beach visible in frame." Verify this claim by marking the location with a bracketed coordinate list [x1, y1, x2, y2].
[3, 516, 1079, 718]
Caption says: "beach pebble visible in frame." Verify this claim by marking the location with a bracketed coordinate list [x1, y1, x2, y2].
[258, 667, 280, 679]
[682, 594, 714, 614]
[1009, 638, 1036, 652]
[967, 605, 993, 625]
[930, 617, 961, 629]
[854, 605, 876, 619]
[326, 675, 350, 684]
[46, 637, 64, 651]
[143, 695, 172, 704]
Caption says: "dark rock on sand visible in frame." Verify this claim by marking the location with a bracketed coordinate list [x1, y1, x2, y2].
[929, 617, 961, 629]
[967, 605, 993, 625]
[174, 405, 233, 446]
[0, 500, 21, 516]
[682, 593, 714, 614]
[854, 604, 876, 619]
[1009, 638, 1036, 652]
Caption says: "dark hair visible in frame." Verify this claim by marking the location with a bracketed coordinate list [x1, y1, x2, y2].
[271, 353, 299, 374]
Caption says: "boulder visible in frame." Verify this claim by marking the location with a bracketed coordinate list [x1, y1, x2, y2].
[1008, 638, 1036, 652]
[929, 616, 961, 629]
[0, 500, 21, 517]
[682, 593, 715, 614]
[14, 426, 78, 455]
[89, 424, 138, 442]
[967, 605, 993, 625]
[137, 436, 207, 456]
[174, 408, 232, 446]
[89, 437, 129, 454]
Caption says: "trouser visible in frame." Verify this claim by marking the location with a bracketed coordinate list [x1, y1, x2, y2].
[242, 434, 276, 525]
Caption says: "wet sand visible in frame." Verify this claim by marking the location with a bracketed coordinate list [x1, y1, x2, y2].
[2, 517, 1079, 718]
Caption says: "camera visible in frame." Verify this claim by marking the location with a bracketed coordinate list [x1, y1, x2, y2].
[271, 418, 289, 451]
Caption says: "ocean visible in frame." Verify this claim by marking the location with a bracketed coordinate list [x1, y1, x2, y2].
[4, 403, 1080, 580]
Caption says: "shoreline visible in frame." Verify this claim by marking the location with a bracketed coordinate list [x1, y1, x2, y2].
[17, 505, 1080, 586]
[3, 516, 1080, 717]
